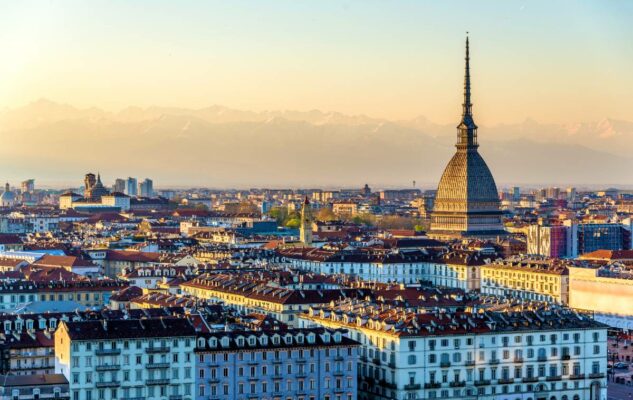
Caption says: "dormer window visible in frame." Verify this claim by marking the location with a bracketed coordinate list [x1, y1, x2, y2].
[296, 334, 304, 344]
[197, 338, 205, 349]
[333, 332, 342, 343]
[284, 335, 292, 345]
[236, 337, 245, 347]
[272, 335, 280, 345]
[220, 337, 230, 348]
[307, 334, 315, 344]
[323, 333, 331, 343]
[248, 337, 256, 346]
[209, 338, 218, 348]
[260, 336, 268, 346]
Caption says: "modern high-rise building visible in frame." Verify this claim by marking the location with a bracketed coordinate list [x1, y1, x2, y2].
[125, 177, 138, 197]
[21, 179, 35, 193]
[112, 178, 126, 193]
[138, 178, 154, 198]
[429, 37, 505, 240]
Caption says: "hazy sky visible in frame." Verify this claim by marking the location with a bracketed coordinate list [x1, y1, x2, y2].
[1, 1, 632, 124]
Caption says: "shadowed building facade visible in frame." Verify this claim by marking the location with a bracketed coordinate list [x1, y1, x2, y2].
[429, 37, 506, 240]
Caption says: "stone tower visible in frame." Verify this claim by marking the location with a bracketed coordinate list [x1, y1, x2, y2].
[429, 37, 506, 240]
[299, 196, 313, 246]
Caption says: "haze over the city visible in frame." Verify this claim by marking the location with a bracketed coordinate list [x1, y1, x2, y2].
[1, 0, 632, 187]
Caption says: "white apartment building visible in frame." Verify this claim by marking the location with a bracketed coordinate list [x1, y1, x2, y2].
[300, 304, 607, 400]
[277, 248, 488, 290]
[55, 318, 196, 400]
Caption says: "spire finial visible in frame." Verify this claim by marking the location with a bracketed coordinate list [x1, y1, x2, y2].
[464, 34, 471, 117]
[456, 33, 478, 148]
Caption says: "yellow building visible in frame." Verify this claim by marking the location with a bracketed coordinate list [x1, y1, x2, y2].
[480, 259, 569, 304]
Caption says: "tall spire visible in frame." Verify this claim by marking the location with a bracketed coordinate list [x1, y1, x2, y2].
[463, 35, 472, 117]
[457, 34, 478, 149]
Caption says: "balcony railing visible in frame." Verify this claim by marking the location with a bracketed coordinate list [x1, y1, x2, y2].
[404, 383, 422, 390]
[449, 381, 466, 387]
[474, 379, 491, 386]
[562, 354, 571, 360]
[489, 359, 500, 365]
[588, 373, 605, 379]
[464, 360, 476, 366]
[514, 357, 524, 363]
[522, 377, 539, 383]
[569, 374, 585, 380]
[95, 349, 121, 356]
[147, 362, 171, 369]
[145, 347, 170, 354]
[546, 375, 562, 381]
[96, 364, 120, 371]
[96, 381, 120, 388]
[146, 378, 170, 385]
[498, 378, 514, 384]
[537, 355, 548, 362]
[424, 382, 441, 389]
[440, 361, 451, 368]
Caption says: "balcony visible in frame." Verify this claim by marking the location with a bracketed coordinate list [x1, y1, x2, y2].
[95, 349, 121, 356]
[464, 360, 476, 367]
[146, 378, 170, 385]
[514, 357, 524, 363]
[589, 373, 605, 379]
[120, 397, 145, 400]
[333, 371, 345, 377]
[498, 378, 514, 384]
[537, 355, 548, 362]
[562, 354, 571, 360]
[404, 383, 422, 390]
[96, 364, 120, 371]
[372, 358, 381, 366]
[546, 375, 562, 381]
[424, 382, 441, 389]
[522, 377, 539, 383]
[489, 359, 500, 365]
[570, 374, 585, 380]
[147, 362, 171, 369]
[440, 361, 451, 368]
[388, 361, 396, 369]
[474, 380, 491, 386]
[169, 396, 183, 400]
[449, 381, 466, 387]
[96, 381, 120, 388]
[378, 379, 397, 389]
[145, 347, 170, 354]
[334, 356, 344, 361]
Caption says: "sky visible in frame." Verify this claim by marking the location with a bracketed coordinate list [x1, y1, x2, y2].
[1, 1, 633, 125]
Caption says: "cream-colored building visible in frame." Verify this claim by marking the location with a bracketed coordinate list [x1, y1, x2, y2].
[568, 265, 633, 319]
[480, 259, 569, 304]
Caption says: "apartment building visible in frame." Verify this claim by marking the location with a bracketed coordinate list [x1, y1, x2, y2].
[480, 258, 570, 304]
[180, 273, 368, 326]
[55, 318, 196, 400]
[194, 328, 359, 400]
[301, 304, 608, 400]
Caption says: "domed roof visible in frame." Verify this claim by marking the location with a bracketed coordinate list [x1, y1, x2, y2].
[0, 190, 15, 201]
[433, 149, 500, 213]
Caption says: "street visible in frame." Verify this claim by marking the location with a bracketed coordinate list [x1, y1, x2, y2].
[609, 382, 633, 400]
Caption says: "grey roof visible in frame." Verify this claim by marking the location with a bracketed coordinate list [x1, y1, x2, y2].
[0, 373, 68, 387]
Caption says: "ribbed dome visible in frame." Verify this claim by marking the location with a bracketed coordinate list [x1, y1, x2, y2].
[433, 148, 501, 213]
